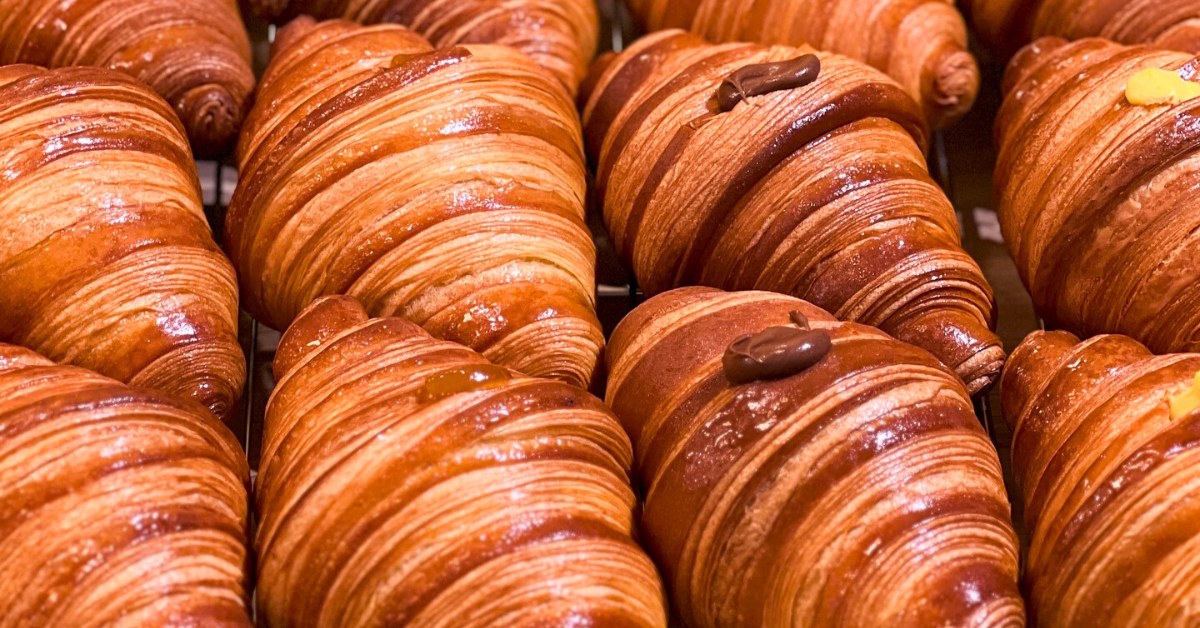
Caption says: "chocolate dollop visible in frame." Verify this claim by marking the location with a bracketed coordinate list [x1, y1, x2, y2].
[716, 54, 821, 112]
[723, 312, 832, 385]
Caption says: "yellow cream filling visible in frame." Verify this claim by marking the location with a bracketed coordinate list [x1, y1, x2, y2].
[1169, 371, 1200, 420]
[1126, 68, 1200, 107]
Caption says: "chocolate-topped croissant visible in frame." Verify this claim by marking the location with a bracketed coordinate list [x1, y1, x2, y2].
[0, 0, 255, 155]
[1002, 330, 1200, 626]
[584, 31, 1003, 394]
[256, 295, 667, 628]
[963, 0, 1200, 59]
[996, 38, 1200, 356]
[622, 0, 978, 128]
[0, 343, 252, 627]
[228, 18, 602, 388]
[247, 0, 597, 96]
[0, 65, 244, 420]
[605, 287, 1023, 628]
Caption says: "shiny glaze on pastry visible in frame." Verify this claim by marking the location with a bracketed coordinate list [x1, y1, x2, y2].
[0, 0, 255, 155]
[623, 0, 978, 128]
[606, 287, 1023, 628]
[0, 65, 245, 420]
[0, 343, 252, 627]
[255, 295, 667, 628]
[247, 0, 597, 96]
[963, 0, 1200, 59]
[227, 19, 603, 388]
[583, 31, 1004, 394]
[1003, 330, 1200, 626]
[996, 38, 1200, 356]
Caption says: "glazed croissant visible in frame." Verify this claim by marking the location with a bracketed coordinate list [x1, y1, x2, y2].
[0, 65, 244, 420]
[0, 343, 252, 627]
[622, 0, 978, 128]
[584, 31, 1003, 394]
[255, 295, 667, 628]
[228, 18, 603, 388]
[605, 286, 1023, 628]
[996, 38, 1200, 356]
[0, 0, 255, 155]
[1002, 330, 1200, 626]
[246, 0, 597, 96]
[963, 0, 1200, 59]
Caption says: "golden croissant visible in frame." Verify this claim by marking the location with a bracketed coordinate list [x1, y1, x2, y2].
[1003, 330, 1200, 626]
[996, 37, 1200, 356]
[963, 0, 1200, 59]
[584, 31, 1003, 394]
[621, 0, 978, 128]
[0, 343, 252, 627]
[605, 286, 1023, 628]
[255, 295, 667, 628]
[0, 0, 255, 155]
[0, 65, 245, 420]
[227, 18, 603, 389]
[246, 0, 597, 96]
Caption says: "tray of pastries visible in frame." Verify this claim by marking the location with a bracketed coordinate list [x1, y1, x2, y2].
[3, 0, 1200, 625]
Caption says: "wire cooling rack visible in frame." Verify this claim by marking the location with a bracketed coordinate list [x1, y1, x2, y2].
[198, 0, 1041, 558]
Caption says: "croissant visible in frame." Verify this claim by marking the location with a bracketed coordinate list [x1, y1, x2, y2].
[0, 0, 255, 155]
[583, 31, 1003, 394]
[621, 0, 977, 128]
[995, 38, 1200, 356]
[1001, 330, 1200, 626]
[0, 65, 245, 420]
[0, 343, 252, 627]
[246, 0, 597, 96]
[255, 295, 667, 628]
[604, 286, 1023, 628]
[227, 18, 603, 389]
[963, 0, 1200, 59]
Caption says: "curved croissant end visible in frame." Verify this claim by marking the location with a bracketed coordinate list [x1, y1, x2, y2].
[1002, 330, 1200, 627]
[246, 0, 598, 96]
[255, 295, 668, 628]
[963, 0, 1200, 60]
[622, 0, 979, 129]
[0, 0, 255, 155]
[605, 287, 1023, 628]
[995, 38, 1200, 355]
[228, 19, 603, 389]
[584, 31, 1004, 394]
[0, 66, 245, 421]
[0, 344, 252, 627]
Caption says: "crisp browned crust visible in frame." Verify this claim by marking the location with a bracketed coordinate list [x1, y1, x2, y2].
[606, 287, 1024, 628]
[622, 0, 979, 129]
[584, 32, 1004, 394]
[963, 0, 1200, 60]
[247, 0, 598, 96]
[228, 20, 604, 388]
[256, 295, 668, 628]
[0, 0, 255, 155]
[995, 38, 1200, 355]
[0, 343, 252, 626]
[0, 65, 245, 420]
[1003, 330, 1200, 626]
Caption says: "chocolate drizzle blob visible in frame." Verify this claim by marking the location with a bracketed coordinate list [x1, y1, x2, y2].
[717, 54, 821, 112]
[723, 310, 832, 384]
